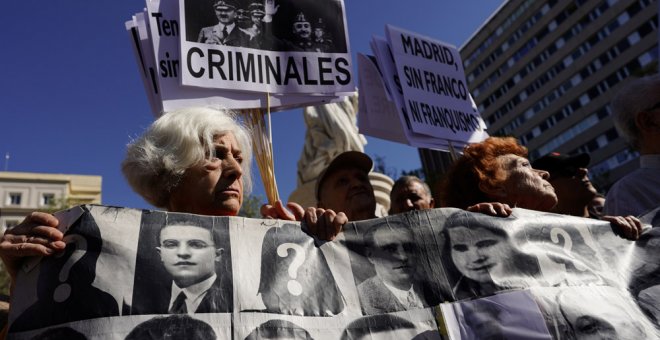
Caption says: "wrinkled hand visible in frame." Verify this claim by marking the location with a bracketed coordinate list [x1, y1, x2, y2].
[0, 212, 65, 280]
[260, 201, 347, 241]
[602, 215, 643, 240]
[261, 200, 304, 221]
[303, 207, 347, 241]
[467, 202, 513, 217]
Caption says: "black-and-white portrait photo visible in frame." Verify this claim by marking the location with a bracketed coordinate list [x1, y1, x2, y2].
[184, 0, 348, 53]
[440, 211, 542, 300]
[345, 218, 438, 315]
[443, 290, 551, 340]
[627, 226, 660, 323]
[30, 326, 88, 340]
[251, 223, 344, 316]
[340, 314, 440, 340]
[531, 286, 657, 340]
[129, 212, 233, 315]
[9, 213, 119, 333]
[125, 315, 218, 340]
[244, 319, 314, 340]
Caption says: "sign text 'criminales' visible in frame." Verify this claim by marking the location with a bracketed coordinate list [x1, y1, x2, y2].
[184, 47, 351, 90]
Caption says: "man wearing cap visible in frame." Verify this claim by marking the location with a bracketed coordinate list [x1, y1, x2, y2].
[533, 152, 599, 218]
[312, 18, 333, 53]
[605, 74, 660, 216]
[198, 0, 253, 48]
[261, 151, 375, 240]
[290, 12, 314, 51]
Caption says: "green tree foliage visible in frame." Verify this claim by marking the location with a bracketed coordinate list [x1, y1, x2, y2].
[239, 193, 265, 218]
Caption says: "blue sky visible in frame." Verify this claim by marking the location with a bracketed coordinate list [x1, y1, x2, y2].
[0, 1, 503, 210]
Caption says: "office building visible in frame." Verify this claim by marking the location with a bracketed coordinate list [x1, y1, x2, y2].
[0, 172, 102, 232]
[421, 0, 658, 191]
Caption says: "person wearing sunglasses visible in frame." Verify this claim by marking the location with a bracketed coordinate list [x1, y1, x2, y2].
[532, 152, 599, 218]
[605, 74, 660, 217]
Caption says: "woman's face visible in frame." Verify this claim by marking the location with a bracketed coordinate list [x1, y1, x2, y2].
[449, 226, 512, 283]
[168, 133, 244, 216]
[494, 154, 557, 211]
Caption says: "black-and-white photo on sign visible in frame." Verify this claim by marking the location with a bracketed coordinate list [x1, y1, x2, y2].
[129, 211, 233, 315]
[7, 205, 660, 339]
[179, 0, 354, 94]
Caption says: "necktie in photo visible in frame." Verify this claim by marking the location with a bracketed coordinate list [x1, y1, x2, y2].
[406, 290, 419, 309]
[222, 26, 229, 44]
[170, 291, 188, 314]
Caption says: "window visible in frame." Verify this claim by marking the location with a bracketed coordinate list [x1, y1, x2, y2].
[41, 193, 56, 206]
[7, 193, 21, 206]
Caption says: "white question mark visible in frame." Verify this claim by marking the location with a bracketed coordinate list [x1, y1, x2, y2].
[551, 228, 588, 272]
[276, 243, 306, 296]
[52, 234, 87, 303]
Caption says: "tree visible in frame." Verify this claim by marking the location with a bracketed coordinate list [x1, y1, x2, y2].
[239, 193, 265, 218]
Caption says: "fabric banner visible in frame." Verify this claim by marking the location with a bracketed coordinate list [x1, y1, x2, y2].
[7, 205, 660, 339]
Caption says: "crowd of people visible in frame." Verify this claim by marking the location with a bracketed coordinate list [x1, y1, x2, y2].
[0, 71, 658, 335]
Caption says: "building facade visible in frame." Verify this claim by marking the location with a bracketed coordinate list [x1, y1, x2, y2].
[422, 0, 658, 192]
[0, 172, 102, 232]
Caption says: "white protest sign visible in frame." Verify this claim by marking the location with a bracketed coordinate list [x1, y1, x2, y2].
[357, 53, 407, 144]
[361, 37, 471, 151]
[386, 25, 487, 143]
[126, 15, 163, 116]
[178, 0, 354, 94]
[140, 0, 344, 116]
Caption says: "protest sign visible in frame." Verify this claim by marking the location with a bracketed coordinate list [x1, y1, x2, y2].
[126, 0, 344, 117]
[357, 30, 487, 151]
[7, 205, 660, 339]
[384, 25, 488, 144]
[178, 0, 354, 94]
[126, 15, 164, 116]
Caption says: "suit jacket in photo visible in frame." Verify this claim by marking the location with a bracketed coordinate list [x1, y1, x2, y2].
[130, 277, 231, 315]
[356, 276, 428, 315]
[198, 24, 254, 48]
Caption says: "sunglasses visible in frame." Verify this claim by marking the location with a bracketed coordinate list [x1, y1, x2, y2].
[550, 166, 580, 179]
[644, 101, 660, 112]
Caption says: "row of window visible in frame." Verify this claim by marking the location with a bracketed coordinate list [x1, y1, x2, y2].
[590, 147, 639, 178]
[529, 106, 611, 159]
[469, 0, 589, 96]
[467, 2, 554, 78]
[516, 48, 652, 146]
[498, 21, 657, 142]
[4, 192, 56, 206]
[482, 0, 653, 124]
[463, 0, 540, 68]
[477, 0, 618, 110]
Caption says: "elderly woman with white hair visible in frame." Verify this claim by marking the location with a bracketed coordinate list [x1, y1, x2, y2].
[0, 107, 344, 287]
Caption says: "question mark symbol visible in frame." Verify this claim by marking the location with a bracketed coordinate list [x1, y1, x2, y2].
[52, 234, 87, 303]
[276, 243, 306, 296]
[550, 228, 587, 272]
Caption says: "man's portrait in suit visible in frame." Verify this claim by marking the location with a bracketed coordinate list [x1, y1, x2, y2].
[130, 212, 232, 315]
[355, 221, 430, 314]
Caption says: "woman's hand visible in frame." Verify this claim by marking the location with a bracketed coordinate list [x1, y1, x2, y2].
[602, 215, 643, 240]
[301, 207, 347, 241]
[0, 212, 65, 280]
[261, 201, 347, 241]
[467, 202, 513, 217]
